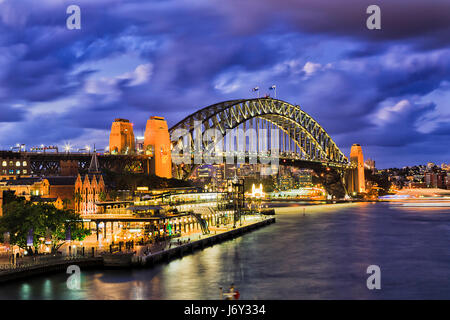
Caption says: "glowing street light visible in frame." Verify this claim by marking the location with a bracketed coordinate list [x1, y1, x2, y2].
[64, 142, 72, 153]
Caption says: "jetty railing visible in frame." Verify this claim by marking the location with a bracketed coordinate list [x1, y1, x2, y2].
[0, 255, 94, 273]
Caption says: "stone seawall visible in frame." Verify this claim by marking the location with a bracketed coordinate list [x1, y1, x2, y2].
[140, 217, 276, 267]
[0, 217, 276, 283]
[0, 258, 103, 284]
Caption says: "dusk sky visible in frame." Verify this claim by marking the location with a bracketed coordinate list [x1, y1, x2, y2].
[0, 0, 449, 168]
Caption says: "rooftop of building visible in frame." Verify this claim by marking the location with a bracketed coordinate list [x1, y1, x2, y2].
[45, 176, 77, 185]
[114, 118, 130, 123]
[1, 177, 41, 185]
[30, 196, 58, 203]
[0, 176, 77, 186]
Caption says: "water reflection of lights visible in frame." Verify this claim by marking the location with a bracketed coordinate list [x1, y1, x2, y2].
[43, 279, 52, 299]
[7, 203, 450, 300]
[130, 281, 144, 300]
[20, 283, 31, 300]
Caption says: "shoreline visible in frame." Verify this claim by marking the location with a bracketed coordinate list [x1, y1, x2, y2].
[0, 217, 276, 284]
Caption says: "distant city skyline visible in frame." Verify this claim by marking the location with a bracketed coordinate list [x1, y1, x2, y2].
[0, 0, 450, 168]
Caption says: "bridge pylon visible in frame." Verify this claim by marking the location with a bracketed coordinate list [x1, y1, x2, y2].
[346, 144, 366, 194]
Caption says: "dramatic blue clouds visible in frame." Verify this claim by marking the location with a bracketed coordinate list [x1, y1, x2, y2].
[0, 0, 449, 167]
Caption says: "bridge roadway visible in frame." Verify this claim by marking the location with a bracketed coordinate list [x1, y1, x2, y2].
[1, 150, 354, 174]
[0, 150, 152, 175]
[173, 151, 355, 177]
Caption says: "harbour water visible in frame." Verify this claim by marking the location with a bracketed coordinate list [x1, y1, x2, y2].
[1, 202, 450, 299]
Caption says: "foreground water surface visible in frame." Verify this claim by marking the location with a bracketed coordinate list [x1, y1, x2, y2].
[1, 202, 450, 299]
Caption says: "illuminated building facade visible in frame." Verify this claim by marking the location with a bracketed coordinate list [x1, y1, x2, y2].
[144, 116, 172, 178]
[0, 156, 30, 179]
[74, 153, 106, 214]
[135, 136, 145, 154]
[349, 144, 366, 193]
[197, 165, 212, 178]
[297, 170, 313, 186]
[425, 172, 447, 189]
[109, 118, 135, 154]
[0, 176, 76, 209]
[74, 174, 105, 214]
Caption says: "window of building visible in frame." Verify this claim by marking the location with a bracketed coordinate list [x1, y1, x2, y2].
[9, 161, 13, 166]
[2, 161, 6, 167]
[23, 161, 27, 166]
[8, 169, 14, 174]
[16, 161, 21, 167]
[23, 169, 27, 174]
[16, 170, 20, 174]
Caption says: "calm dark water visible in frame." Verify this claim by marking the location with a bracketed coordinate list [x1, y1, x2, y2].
[1, 202, 450, 300]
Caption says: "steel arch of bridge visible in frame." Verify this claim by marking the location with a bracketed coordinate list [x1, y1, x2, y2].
[169, 98, 348, 164]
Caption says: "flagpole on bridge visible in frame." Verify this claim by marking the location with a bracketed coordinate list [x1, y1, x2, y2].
[252, 86, 260, 98]
[269, 85, 277, 99]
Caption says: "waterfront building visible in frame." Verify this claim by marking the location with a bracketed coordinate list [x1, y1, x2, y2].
[80, 189, 231, 245]
[269, 187, 326, 199]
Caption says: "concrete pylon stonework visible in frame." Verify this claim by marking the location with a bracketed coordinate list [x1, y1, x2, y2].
[0, 190, 3, 217]
[144, 116, 172, 179]
[109, 118, 135, 154]
[349, 144, 366, 193]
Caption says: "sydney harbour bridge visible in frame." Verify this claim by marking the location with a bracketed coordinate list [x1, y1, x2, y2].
[3, 98, 362, 198]
[169, 98, 359, 198]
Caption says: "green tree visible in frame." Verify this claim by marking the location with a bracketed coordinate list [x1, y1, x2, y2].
[0, 199, 90, 253]
[98, 191, 107, 202]
[62, 198, 72, 209]
[108, 190, 119, 201]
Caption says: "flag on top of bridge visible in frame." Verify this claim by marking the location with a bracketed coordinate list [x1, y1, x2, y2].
[252, 86, 259, 92]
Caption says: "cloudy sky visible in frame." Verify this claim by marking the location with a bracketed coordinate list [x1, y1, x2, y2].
[0, 0, 449, 168]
